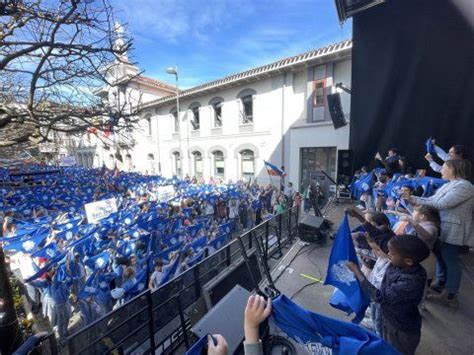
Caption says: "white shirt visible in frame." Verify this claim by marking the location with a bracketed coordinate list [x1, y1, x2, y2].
[284, 186, 294, 197]
[430, 145, 450, 173]
[228, 200, 239, 218]
[205, 204, 214, 215]
[369, 257, 390, 289]
[150, 270, 163, 289]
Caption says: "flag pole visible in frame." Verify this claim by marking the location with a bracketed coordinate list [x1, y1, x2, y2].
[264, 160, 276, 188]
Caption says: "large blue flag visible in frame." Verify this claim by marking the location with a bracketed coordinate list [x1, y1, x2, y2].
[325, 215, 369, 324]
[208, 233, 229, 252]
[32, 242, 58, 260]
[272, 294, 399, 354]
[25, 251, 67, 282]
[425, 138, 436, 155]
[85, 251, 110, 271]
[218, 221, 233, 235]
[187, 236, 208, 254]
[78, 270, 100, 299]
[3, 227, 49, 254]
[186, 223, 203, 237]
[126, 269, 148, 297]
[186, 250, 205, 268]
[159, 253, 181, 286]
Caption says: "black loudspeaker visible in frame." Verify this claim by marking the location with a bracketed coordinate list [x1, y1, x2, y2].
[335, 0, 386, 22]
[337, 149, 354, 185]
[298, 214, 328, 243]
[191, 285, 251, 354]
[202, 251, 261, 309]
[327, 93, 347, 129]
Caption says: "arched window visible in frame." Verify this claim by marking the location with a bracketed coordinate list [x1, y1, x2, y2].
[240, 149, 255, 180]
[77, 154, 83, 167]
[213, 150, 225, 178]
[170, 108, 179, 133]
[189, 103, 200, 131]
[146, 117, 152, 136]
[87, 153, 93, 168]
[209, 97, 224, 128]
[108, 153, 115, 168]
[241, 95, 253, 124]
[237, 88, 256, 125]
[147, 153, 156, 174]
[192, 151, 203, 178]
[173, 152, 182, 177]
[125, 153, 132, 171]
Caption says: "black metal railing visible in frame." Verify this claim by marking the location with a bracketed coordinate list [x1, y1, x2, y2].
[38, 207, 299, 354]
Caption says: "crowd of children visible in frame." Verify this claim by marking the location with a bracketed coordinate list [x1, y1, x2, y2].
[0, 165, 301, 344]
[346, 139, 473, 354]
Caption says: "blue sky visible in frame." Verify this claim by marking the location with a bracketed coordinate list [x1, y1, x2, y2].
[113, 0, 352, 89]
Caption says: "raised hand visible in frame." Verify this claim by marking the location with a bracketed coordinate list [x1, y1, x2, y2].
[244, 295, 272, 343]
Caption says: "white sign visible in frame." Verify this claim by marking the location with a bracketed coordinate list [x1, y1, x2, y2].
[156, 185, 175, 202]
[59, 156, 77, 166]
[85, 198, 118, 224]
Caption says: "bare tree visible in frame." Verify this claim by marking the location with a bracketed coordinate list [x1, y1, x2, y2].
[0, 0, 143, 148]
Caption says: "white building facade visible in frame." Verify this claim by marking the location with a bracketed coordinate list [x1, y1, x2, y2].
[72, 40, 353, 190]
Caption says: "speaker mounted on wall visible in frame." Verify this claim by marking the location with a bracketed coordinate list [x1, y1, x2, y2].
[327, 93, 347, 129]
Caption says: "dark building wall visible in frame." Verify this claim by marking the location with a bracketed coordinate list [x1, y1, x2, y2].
[350, 0, 474, 171]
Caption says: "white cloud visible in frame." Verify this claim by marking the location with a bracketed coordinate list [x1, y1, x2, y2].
[113, 0, 256, 43]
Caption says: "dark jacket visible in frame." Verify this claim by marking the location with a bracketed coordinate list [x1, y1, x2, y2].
[361, 263, 427, 332]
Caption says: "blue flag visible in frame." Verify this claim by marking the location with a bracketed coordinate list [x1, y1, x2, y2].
[187, 236, 208, 254]
[157, 242, 183, 261]
[161, 233, 181, 249]
[272, 294, 399, 354]
[186, 223, 203, 237]
[325, 215, 369, 323]
[32, 242, 58, 260]
[208, 233, 229, 252]
[159, 253, 181, 286]
[188, 251, 205, 268]
[3, 227, 49, 254]
[126, 269, 148, 297]
[425, 138, 436, 155]
[85, 251, 110, 271]
[218, 221, 233, 235]
[25, 251, 67, 282]
[78, 271, 100, 299]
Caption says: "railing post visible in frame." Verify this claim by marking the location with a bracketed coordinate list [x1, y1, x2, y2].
[146, 290, 156, 352]
[237, 231, 261, 293]
[252, 225, 276, 290]
[67, 334, 74, 355]
[264, 221, 269, 258]
[177, 293, 190, 349]
[193, 265, 201, 299]
[273, 214, 283, 259]
[287, 209, 293, 242]
[225, 244, 231, 266]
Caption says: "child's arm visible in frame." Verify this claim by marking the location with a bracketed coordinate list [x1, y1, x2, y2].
[366, 236, 388, 259]
[347, 262, 422, 305]
[345, 207, 365, 223]
[399, 215, 435, 246]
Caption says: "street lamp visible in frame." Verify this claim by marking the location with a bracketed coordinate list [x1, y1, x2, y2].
[166, 66, 189, 178]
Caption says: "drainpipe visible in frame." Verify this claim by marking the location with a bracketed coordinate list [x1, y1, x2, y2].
[281, 72, 287, 171]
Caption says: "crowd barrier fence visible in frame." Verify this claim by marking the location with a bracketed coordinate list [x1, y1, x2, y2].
[35, 207, 300, 354]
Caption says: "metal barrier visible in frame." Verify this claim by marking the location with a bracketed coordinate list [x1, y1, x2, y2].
[38, 207, 299, 354]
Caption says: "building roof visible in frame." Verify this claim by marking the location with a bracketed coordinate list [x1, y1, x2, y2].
[142, 39, 352, 110]
[133, 75, 177, 94]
